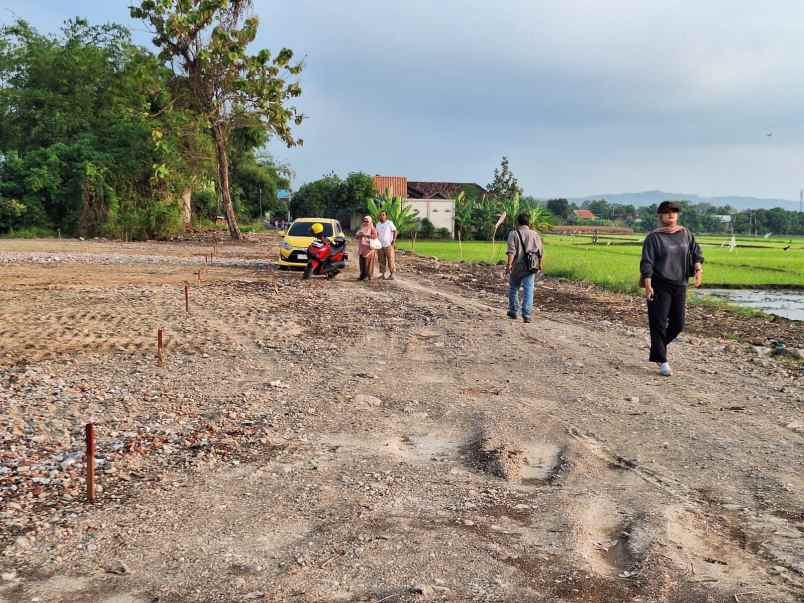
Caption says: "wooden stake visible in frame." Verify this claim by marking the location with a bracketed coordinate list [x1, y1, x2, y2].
[157, 328, 164, 367]
[85, 423, 96, 503]
[184, 283, 189, 314]
[197, 270, 202, 284]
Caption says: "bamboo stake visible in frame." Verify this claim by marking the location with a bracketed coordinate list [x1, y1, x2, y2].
[157, 328, 164, 367]
[184, 283, 189, 314]
[85, 424, 96, 503]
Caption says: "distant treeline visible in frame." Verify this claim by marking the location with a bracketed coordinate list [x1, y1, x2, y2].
[546, 198, 804, 235]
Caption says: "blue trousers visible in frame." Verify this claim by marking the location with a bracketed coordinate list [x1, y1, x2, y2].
[508, 272, 535, 318]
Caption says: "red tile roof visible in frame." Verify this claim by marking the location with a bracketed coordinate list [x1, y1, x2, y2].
[574, 209, 597, 220]
[407, 181, 486, 199]
[373, 176, 407, 198]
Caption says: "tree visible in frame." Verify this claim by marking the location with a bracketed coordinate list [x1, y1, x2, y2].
[366, 189, 419, 235]
[546, 198, 572, 221]
[336, 172, 376, 217]
[487, 156, 522, 200]
[0, 19, 206, 238]
[130, 0, 304, 240]
[289, 173, 341, 218]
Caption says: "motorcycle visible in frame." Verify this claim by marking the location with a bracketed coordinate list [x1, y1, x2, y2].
[303, 236, 348, 279]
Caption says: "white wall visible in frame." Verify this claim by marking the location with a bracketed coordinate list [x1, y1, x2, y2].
[408, 199, 454, 237]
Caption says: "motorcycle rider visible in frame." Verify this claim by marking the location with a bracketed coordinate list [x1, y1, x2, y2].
[303, 223, 331, 279]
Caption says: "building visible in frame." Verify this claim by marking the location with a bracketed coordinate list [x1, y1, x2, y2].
[573, 209, 598, 221]
[372, 175, 486, 237]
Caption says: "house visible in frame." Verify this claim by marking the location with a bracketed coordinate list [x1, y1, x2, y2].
[372, 175, 486, 237]
[573, 209, 598, 221]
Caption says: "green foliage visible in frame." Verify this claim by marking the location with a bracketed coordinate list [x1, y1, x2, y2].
[0, 225, 57, 239]
[547, 198, 572, 220]
[401, 235, 804, 292]
[130, 0, 304, 239]
[289, 172, 376, 223]
[486, 156, 522, 200]
[289, 173, 341, 217]
[418, 218, 436, 239]
[366, 189, 419, 235]
[191, 191, 218, 221]
[0, 18, 213, 239]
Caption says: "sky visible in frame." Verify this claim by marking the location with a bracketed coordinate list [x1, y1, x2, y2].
[5, 1, 804, 199]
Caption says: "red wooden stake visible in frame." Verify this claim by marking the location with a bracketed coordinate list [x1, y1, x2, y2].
[86, 423, 96, 503]
[184, 283, 189, 314]
[157, 328, 164, 367]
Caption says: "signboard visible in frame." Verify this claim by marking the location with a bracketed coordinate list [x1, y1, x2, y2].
[277, 189, 290, 200]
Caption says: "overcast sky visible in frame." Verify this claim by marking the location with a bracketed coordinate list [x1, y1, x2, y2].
[5, 1, 804, 199]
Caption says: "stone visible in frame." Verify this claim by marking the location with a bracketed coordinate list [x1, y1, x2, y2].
[625, 396, 639, 403]
[1, 571, 17, 581]
[105, 560, 129, 575]
[410, 584, 434, 597]
[353, 394, 383, 408]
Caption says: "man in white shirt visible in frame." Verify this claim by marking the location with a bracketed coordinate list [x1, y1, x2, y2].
[375, 211, 398, 280]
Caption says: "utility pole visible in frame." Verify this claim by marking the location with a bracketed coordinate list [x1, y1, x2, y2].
[258, 186, 263, 219]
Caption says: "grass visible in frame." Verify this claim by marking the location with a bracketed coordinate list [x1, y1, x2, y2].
[401, 234, 804, 293]
[0, 226, 58, 239]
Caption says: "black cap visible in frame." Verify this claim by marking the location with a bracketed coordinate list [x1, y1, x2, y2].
[657, 201, 681, 214]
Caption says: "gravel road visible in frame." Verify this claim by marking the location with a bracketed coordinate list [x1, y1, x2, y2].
[0, 237, 801, 603]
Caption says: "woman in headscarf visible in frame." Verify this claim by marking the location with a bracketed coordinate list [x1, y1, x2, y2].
[354, 215, 379, 281]
[640, 201, 704, 377]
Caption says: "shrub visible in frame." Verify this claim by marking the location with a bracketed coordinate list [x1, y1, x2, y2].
[418, 217, 436, 239]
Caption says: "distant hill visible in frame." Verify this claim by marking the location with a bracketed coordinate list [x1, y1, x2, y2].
[570, 190, 801, 211]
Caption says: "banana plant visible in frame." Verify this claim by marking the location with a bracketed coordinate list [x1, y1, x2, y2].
[367, 188, 419, 235]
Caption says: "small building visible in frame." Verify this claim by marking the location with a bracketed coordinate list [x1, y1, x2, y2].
[573, 209, 598, 221]
[371, 176, 487, 238]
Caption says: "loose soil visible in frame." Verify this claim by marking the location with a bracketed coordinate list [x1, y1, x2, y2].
[1, 236, 802, 603]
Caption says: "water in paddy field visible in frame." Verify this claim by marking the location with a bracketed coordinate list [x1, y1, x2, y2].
[693, 289, 804, 321]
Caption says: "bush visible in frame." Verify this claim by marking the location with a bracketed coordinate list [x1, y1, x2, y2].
[192, 191, 218, 221]
[0, 225, 57, 239]
[434, 227, 451, 239]
[419, 217, 435, 238]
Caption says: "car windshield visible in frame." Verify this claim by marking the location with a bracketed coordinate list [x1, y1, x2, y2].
[288, 222, 334, 237]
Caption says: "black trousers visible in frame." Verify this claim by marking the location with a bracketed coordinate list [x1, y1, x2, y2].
[647, 281, 686, 363]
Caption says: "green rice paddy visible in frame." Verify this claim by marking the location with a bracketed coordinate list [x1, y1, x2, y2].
[401, 234, 804, 293]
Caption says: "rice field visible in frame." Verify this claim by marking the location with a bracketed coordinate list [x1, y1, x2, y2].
[401, 234, 804, 293]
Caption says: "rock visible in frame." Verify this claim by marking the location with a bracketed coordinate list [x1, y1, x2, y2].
[1, 571, 17, 582]
[353, 394, 383, 408]
[410, 584, 434, 598]
[625, 396, 639, 403]
[105, 560, 129, 575]
[771, 346, 802, 360]
[786, 421, 804, 434]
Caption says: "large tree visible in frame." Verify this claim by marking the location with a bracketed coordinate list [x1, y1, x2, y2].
[487, 156, 523, 200]
[130, 0, 304, 240]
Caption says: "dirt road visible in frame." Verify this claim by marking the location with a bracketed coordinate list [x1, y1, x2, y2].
[1, 237, 802, 602]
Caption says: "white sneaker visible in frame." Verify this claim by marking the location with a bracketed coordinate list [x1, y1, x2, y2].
[659, 362, 672, 377]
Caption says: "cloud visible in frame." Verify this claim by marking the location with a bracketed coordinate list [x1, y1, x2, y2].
[7, 0, 804, 197]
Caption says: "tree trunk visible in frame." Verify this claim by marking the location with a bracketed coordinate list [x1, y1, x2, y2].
[180, 186, 192, 230]
[212, 123, 242, 240]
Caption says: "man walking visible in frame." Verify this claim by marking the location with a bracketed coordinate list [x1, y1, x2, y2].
[376, 211, 398, 280]
[505, 212, 543, 323]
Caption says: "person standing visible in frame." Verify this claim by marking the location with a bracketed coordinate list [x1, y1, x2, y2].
[376, 211, 398, 280]
[505, 212, 544, 323]
[640, 201, 704, 377]
[354, 215, 378, 281]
